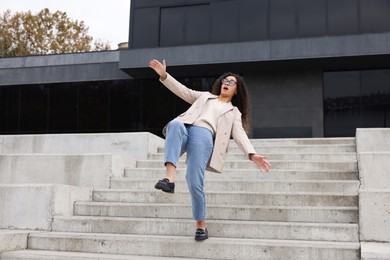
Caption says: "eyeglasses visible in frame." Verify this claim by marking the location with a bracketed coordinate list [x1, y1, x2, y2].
[221, 78, 237, 86]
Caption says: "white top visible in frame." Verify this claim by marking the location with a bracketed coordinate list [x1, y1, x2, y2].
[193, 98, 230, 135]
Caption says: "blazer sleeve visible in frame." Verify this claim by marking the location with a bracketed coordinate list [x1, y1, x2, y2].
[160, 73, 203, 104]
[231, 109, 256, 159]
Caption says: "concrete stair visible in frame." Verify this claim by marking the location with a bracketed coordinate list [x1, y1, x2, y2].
[1, 137, 361, 259]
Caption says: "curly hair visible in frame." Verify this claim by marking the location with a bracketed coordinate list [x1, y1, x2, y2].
[210, 72, 251, 133]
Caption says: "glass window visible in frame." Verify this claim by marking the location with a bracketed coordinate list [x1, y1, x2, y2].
[324, 69, 390, 137]
[109, 79, 141, 132]
[324, 71, 360, 137]
[0, 86, 20, 133]
[0, 76, 219, 136]
[324, 71, 360, 99]
[387, 108, 390, 127]
[48, 84, 78, 132]
[19, 85, 49, 133]
[78, 82, 110, 132]
[360, 69, 390, 128]
[360, 69, 390, 96]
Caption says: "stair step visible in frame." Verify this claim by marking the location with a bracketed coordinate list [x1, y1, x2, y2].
[135, 160, 358, 171]
[74, 202, 358, 223]
[228, 137, 356, 146]
[26, 232, 360, 259]
[1, 136, 360, 260]
[0, 250, 192, 260]
[92, 190, 358, 207]
[124, 168, 358, 180]
[149, 153, 358, 161]
[158, 144, 357, 154]
[52, 216, 359, 242]
[110, 179, 360, 193]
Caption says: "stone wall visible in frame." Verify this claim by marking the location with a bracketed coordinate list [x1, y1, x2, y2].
[0, 132, 164, 188]
[357, 128, 390, 259]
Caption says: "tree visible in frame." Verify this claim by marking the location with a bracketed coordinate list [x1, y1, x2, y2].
[0, 8, 111, 57]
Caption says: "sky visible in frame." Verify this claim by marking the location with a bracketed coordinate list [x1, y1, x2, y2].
[0, 0, 131, 50]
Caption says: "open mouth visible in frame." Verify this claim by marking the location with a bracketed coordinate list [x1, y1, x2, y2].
[223, 87, 229, 90]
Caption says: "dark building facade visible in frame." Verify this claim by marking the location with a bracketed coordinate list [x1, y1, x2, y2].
[1, 0, 390, 138]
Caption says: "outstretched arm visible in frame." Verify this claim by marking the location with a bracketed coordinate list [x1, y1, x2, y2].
[149, 59, 167, 80]
[250, 154, 271, 173]
[148, 59, 203, 104]
[232, 110, 271, 173]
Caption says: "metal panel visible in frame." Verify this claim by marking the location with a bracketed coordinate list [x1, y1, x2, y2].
[185, 4, 210, 45]
[239, 0, 269, 41]
[359, 0, 390, 33]
[298, 0, 326, 37]
[210, 0, 239, 43]
[160, 4, 210, 47]
[327, 0, 359, 35]
[160, 6, 186, 47]
[131, 7, 160, 48]
[270, 0, 298, 39]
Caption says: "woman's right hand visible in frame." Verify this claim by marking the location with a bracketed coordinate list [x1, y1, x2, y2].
[149, 59, 167, 80]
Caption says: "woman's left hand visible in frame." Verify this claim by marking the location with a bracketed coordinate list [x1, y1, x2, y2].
[149, 59, 167, 80]
[251, 154, 271, 173]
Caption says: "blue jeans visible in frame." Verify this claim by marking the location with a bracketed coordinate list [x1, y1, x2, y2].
[164, 119, 214, 221]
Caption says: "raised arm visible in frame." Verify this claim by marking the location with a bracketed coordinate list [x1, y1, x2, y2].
[149, 59, 168, 80]
[149, 59, 203, 104]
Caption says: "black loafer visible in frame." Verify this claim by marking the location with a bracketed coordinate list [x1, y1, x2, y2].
[154, 178, 175, 193]
[195, 228, 208, 241]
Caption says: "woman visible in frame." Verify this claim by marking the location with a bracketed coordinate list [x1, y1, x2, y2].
[149, 59, 271, 241]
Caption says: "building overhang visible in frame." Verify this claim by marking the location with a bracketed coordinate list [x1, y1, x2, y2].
[119, 32, 390, 78]
[0, 51, 132, 86]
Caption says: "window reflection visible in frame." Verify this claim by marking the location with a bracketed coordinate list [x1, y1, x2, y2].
[49, 85, 78, 132]
[0, 77, 217, 137]
[19, 85, 49, 133]
[324, 69, 390, 137]
[0, 85, 19, 133]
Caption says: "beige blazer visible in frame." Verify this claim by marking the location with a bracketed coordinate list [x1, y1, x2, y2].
[161, 73, 256, 173]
